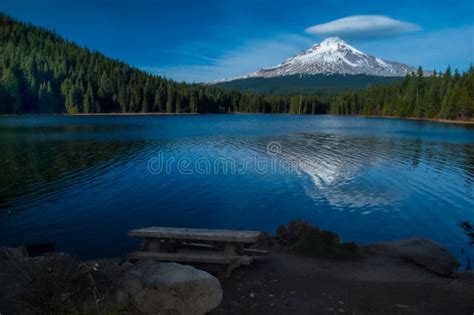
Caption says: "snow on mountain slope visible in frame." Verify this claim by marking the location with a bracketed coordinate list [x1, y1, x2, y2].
[219, 37, 420, 82]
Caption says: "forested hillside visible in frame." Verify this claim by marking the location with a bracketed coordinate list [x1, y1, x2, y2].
[0, 14, 328, 115]
[331, 67, 474, 120]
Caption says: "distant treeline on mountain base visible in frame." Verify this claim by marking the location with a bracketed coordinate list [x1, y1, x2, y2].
[0, 13, 472, 120]
[214, 74, 402, 96]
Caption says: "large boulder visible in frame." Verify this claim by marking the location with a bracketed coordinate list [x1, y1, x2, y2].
[368, 238, 460, 276]
[116, 261, 222, 314]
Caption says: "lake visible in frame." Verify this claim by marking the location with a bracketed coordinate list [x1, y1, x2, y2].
[0, 115, 473, 265]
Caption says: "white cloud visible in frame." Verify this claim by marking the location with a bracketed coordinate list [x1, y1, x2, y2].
[305, 15, 421, 39]
[142, 34, 314, 82]
[356, 26, 473, 71]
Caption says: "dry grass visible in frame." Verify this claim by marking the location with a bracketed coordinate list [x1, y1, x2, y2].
[3, 253, 136, 314]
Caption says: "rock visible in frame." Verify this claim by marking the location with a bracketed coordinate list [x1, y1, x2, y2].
[453, 270, 474, 282]
[394, 304, 409, 308]
[0, 246, 28, 260]
[116, 261, 222, 314]
[368, 238, 460, 276]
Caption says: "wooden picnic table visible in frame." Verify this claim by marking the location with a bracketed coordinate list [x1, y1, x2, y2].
[128, 227, 267, 276]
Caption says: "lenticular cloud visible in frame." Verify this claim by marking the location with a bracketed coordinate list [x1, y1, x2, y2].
[305, 15, 421, 39]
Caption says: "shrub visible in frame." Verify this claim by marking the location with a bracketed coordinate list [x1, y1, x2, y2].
[460, 221, 474, 245]
[277, 220, 315, 245]
[276, 220, 359, 259]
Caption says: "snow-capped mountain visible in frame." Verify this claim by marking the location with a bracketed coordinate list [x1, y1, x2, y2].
[220, 37, 419, 82]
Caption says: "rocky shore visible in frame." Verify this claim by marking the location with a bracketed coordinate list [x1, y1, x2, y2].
[1, 236, 473, 314]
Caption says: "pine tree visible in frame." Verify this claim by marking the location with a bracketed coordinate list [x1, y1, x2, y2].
[166, 84, 176, 113]
[189, 89, 198, 113]
[98, 72, 112, 111]
[118, 85, 128, 113]
[141, 78, 153, 113]
[454, 83, 473, 119]
[414, 66, 425, 117]
[83, 83, 94, 113]
[38, 82, 48, 113]
[67, 83, 82, 113]
[153, 84, 166, 112]
[129, 88, 140, 112]
[1, 68, 22, 113]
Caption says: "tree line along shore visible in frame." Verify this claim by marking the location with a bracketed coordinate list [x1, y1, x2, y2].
[0, 14, 473, 121]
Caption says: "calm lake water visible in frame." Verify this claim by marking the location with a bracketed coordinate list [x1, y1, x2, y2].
[1, 115, 473, 265]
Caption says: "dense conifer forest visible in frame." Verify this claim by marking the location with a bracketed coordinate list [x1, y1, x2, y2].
[0, 13, 472, 120]
[0, 14, 328, 115]
[331, 66, 474, 120]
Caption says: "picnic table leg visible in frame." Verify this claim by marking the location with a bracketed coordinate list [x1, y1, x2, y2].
[224, 259, 240, 278]
[222, 242, 244, 277]
[224, 242, 244, 256]
[147, 238, 161, 252]
[224, 242, 236, 256]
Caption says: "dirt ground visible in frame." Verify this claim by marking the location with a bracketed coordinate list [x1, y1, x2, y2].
[1, 249, 473, 314]
[212, 250, 474, 315]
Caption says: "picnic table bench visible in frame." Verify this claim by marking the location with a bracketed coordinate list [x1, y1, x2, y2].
[128, 227, 268, 276]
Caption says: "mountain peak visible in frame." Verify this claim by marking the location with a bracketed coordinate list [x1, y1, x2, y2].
[219, 38, 419, 82]
[320, 37, 346, 45]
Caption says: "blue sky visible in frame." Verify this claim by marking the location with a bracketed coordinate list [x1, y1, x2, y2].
[1, 0, 472, 82]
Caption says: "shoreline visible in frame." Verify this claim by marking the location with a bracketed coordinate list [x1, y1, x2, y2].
[353, 114, 474, 125]
[2, 112, 474, 125]
[0, 112, 200, 117]
[67, 112, 199, 116]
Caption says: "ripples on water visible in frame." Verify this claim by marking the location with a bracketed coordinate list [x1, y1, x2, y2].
[0, 115, 473, 266]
